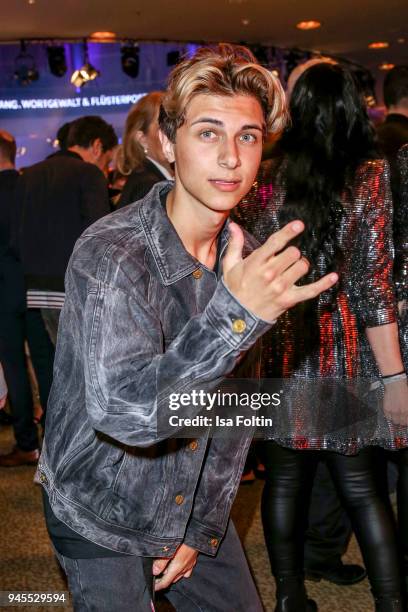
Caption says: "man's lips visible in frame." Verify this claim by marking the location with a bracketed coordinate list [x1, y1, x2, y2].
[208, 179, 242, 191]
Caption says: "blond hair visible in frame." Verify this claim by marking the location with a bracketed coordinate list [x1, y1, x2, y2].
[159, 43, 287, 142]
[116, 91, 164, 175]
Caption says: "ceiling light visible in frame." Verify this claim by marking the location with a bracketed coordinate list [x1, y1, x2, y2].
[241, 18, 250, 26]
[121, 43, 139, 78]
[90, 31, 117, 42]
[71, 42, 100, 87]
[368, 41, 389, 49]
[378, 62, 395, 71]
[47, 46, 67, 77]
[296, 20, 321, 30]
[14, 41, 39, 86]
[397, 38, 406, 44]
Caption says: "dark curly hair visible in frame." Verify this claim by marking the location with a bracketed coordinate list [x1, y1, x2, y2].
[279, 62, 378, 273]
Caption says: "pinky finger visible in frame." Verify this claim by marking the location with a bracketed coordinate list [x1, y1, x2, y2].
[293, 272, 338, 303]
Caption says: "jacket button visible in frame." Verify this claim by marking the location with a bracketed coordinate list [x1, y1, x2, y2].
[209, 537, 219, 548]
[232, 319, 246, 334]
[175, 494, 184, 505]
[189, 440, 199, 451]
[192, 269, 203, 279]
[39, 472, 48, 485]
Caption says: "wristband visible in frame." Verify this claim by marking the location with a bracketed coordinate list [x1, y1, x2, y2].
[381, 370, 405, 380]
[382, 373, 407, 386]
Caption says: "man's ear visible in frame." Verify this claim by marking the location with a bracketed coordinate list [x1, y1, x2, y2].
[159, 130, 175, 164]
[90, 138, 103, 159]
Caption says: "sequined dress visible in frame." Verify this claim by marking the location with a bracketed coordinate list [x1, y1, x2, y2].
[396, 145, 408, 368]
[234, 156, 407, 453]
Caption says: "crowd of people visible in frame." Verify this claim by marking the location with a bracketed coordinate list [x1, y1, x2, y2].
[0, 43, 407, 612]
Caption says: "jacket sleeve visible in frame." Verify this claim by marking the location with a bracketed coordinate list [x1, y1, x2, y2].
[80, 165, 111, 225]
[82, 273, 271, 447]
[354, 160, 397, 328]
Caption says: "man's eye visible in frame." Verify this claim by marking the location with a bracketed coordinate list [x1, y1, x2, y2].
[240, 133, 257, 143]
[200, 130, 216, 139]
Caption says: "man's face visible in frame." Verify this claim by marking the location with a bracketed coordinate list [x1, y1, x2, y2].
[162, 93, 264, 214]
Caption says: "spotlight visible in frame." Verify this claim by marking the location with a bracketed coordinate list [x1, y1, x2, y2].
[47, 46, 67, 77]
[71, 42, 100, 88]
[121, 43, 139, 78]
[14, 41, 39, 86]
[167, 50, 181, 67]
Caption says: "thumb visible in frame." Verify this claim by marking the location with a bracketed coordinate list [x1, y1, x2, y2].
[223, 222, 244, 276]
[152, 558, 170, 576]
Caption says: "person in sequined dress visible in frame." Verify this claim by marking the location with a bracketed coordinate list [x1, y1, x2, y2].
[235, 63, 408, 612]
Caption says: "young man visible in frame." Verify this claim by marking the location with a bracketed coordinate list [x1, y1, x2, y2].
[37, 44, 337, 611]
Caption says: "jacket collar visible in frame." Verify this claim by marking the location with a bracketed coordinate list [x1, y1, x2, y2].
[139, 181, 230, 286]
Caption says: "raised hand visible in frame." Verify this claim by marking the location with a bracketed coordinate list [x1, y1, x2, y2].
[223, 221, 338, 323]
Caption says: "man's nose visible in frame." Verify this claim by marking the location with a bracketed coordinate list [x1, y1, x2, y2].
[218, 138, 241, 169]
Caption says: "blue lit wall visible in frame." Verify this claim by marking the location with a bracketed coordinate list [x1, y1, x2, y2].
[0, 42, 196, 167]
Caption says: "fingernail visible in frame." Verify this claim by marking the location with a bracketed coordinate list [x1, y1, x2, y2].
[292, 221, 303, 232]
[330, 273, 338, 282]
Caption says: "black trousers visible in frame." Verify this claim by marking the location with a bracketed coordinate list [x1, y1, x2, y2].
[304, 460, 352, 569]
[0, 309, 54, 450]
[262, 442, 402, 599]
[0, 311, 37, 451]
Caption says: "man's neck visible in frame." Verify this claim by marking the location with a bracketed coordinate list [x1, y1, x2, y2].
[68, 146, 86, 160]
[0, 160, 15, 171]
[387, 105, 408, 119]
[165, 186, 228, 270]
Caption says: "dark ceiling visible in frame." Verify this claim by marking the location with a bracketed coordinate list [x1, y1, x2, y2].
[1, 0, 407, 75]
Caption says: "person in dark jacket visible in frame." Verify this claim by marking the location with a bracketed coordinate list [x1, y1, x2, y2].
[0, 130, 42, 465]
[36, 44, 337, 612]
[12, 115, 117, 344]
[117, 92, 173, 208]
[377, 65, 408, 202]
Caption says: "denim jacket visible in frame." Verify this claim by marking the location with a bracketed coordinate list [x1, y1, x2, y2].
[36, 181, 271, 557]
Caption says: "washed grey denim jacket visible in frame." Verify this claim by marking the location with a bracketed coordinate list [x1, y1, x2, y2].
[36, 181, 271, 557]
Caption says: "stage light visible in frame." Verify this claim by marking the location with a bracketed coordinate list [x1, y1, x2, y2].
[121, 43, 139, 78]
[14, 41, 39, 86]
[167, 50, 181, 67]
[47, 46, 67, 77]
[71, 42, 100, 88]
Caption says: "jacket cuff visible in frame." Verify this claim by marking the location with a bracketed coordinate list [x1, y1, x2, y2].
[359, 304, 397, 328]
[183, 517, 225, 556]
[205, 279, 273, 352]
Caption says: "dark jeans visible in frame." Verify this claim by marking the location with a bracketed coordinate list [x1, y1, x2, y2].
[262, 442, 402, 600]
[0, 311, 37, 451]
[54, 521, 263, 612]
[304, 460, 352, 569]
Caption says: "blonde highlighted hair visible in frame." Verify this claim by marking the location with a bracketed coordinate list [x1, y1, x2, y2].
[116, 91, 164, 175]
[159, 43, 287, 142]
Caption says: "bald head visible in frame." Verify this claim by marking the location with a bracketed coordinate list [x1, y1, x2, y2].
[286, 57, 337, 100]
[0, 130, 16, 168]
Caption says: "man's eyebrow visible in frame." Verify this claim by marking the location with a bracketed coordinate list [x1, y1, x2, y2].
[191, 118, 263, 131]
[191, 117, 224, 126]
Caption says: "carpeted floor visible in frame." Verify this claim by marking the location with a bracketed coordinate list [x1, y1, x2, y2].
[0, 423, 374, 612]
